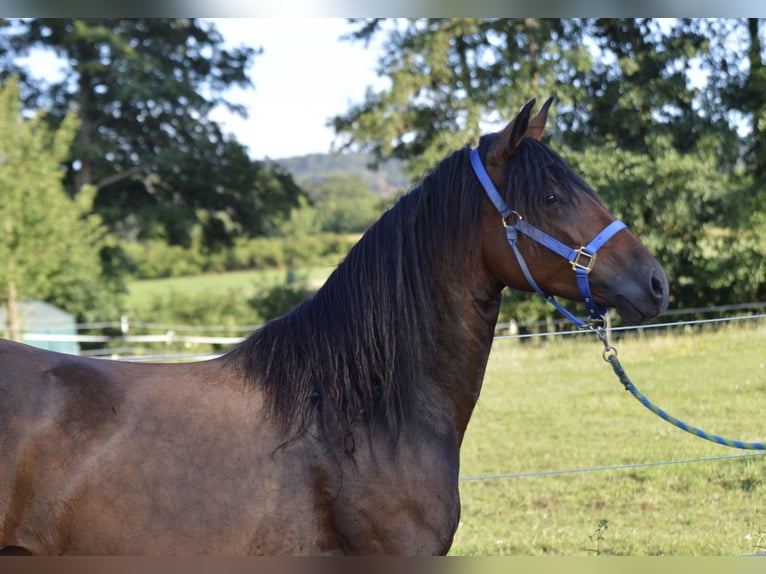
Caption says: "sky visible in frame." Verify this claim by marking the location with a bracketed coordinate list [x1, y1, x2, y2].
[17, 18, 386, 161]
[19, 17, 758, 161]
[208, 18, 386, 160]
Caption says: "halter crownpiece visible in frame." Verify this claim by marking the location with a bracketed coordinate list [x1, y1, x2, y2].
[469, 147, 627, 329]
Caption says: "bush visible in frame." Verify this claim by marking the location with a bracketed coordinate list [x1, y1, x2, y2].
[124, 288, 256, 327]
[122, 240, 206, 278]
[124, 279, 316, 331]
[122, 233, 357, 280]
[248, 282, 314, 322]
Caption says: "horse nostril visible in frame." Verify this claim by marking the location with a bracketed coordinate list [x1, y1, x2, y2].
[650, 269, 668, 303]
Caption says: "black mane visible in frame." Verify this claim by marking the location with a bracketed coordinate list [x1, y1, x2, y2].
[226, 136, 596, 444]
[484, 134, 602, 228]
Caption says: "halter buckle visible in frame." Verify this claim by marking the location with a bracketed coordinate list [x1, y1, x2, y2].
[571, 247, 596, 273]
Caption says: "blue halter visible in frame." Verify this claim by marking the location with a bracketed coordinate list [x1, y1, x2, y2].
[469, 147, 627, 329]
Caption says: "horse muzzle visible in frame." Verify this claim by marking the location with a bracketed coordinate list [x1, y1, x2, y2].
[608, 259, 669, 325]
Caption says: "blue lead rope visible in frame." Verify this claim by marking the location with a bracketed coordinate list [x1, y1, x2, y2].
[604, 349, 766, 451]
[471, 145, 762, 450]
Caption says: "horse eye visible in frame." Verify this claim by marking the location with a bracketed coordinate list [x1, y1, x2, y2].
[545, 192, 559, 206]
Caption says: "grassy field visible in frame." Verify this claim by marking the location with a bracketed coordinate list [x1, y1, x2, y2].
[125, 266, 334, 308]
[451, 321, 766, 555]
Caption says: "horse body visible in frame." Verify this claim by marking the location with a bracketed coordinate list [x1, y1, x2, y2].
[0, 261, 495, 555]
[0, 339, 475, 554]
[0, 99, 669, 554]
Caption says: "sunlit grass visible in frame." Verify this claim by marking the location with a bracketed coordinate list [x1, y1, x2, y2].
[452, 321, 766, 555]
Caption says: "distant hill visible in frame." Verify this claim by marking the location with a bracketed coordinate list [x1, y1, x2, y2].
[270, 152, 410, 198]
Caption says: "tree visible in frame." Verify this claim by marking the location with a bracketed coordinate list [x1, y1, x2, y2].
[565, 19, 714, 154]
[694, 19, 766, 175]
[334, 18, 766, 312]
[0, 18, 305, 248]
[568, 136, 751, 309]
[304, 175, 387, 233]
[333, 18, 590, 177]
[0, 78, 118, 339]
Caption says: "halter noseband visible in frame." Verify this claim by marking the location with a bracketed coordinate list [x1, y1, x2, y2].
[470, 147, 627, 329]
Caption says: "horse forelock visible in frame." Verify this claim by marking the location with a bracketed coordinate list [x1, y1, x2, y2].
[480, 134, 602, 229]
[225, 146, 484, 446]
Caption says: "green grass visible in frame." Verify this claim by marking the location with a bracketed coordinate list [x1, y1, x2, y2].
[451, 322, 766, 555]
[125, 266, 334, 308]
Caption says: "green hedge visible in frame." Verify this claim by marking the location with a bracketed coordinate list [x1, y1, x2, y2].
[122, 233, 358, 280]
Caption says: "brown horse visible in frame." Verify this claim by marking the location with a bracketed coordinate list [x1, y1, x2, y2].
[0, 99, 668, 555]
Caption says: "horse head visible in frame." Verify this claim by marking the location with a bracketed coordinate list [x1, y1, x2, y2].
[477, 98, 669, 325]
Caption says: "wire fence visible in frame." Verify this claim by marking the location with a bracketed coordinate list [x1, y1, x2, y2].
[458, 452, 766, 482]
[13, 300, 766, 359]
[10, 301, 766, 484]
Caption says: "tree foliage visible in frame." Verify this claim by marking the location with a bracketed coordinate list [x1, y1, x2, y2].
[335, 18, 766, 312]
[0, 78, 119, 336]
[302, 175, 387, 234]
[0, 18, 305, 248]
[334, 18, 589, 177]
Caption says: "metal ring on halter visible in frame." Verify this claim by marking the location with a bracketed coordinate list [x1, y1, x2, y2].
[502, 210, 523, 228]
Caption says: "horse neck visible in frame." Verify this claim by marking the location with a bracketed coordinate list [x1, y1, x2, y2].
[429, 267, 501, 443]
[231, 154, 502, 449]
[333, 165, 503, 444]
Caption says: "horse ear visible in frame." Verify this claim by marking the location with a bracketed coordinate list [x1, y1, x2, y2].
[525, 96, 554, 141]
[487, 98, 536, 167]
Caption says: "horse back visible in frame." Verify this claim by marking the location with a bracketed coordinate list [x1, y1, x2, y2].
[0, 339, 339, 554]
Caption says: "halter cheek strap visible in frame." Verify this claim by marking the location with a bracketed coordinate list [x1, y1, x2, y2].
[469, 148, 627, 329]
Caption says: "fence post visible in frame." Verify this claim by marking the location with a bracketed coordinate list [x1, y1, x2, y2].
[120, 315, 129, 354]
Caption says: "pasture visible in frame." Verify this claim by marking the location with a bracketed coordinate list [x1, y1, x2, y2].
[452, 320, 766, 555]
[126, 266, 333, 304]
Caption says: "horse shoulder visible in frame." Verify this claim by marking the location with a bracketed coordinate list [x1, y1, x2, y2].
[330, 425, 462, 555]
